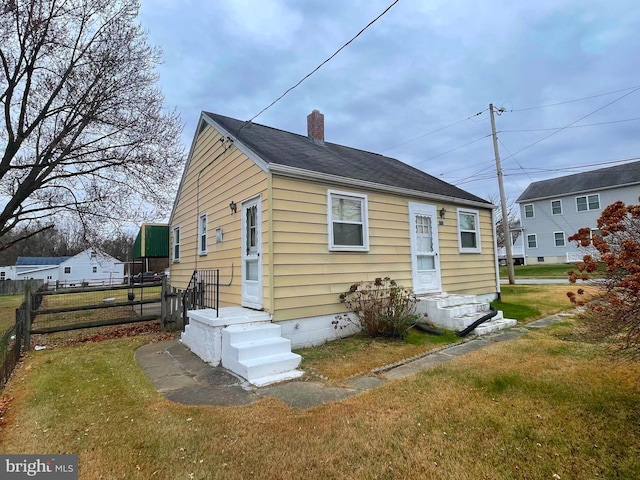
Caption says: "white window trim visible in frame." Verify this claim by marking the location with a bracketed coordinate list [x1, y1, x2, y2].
[551, 199, 562, 215]
[527, 234, 537, 249]
[198, 213, 208, 255]
[64, 266, 71, 274]
[588, 194, 600, 211]
[554, 231, 565, 247]
[327, 189, 369, 252]
[524, 204, 535, 219]
[457, 208, 482, 253]
[576, 193, 600, 212]
[172, 226, 181, 262]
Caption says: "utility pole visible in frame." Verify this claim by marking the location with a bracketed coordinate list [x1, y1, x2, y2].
[490, 103, 515, 285]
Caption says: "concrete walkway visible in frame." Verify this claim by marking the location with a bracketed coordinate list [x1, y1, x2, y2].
[135, 314, 569, 409]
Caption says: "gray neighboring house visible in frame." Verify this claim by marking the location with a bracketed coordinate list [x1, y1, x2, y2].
[516, 160, 640, 264]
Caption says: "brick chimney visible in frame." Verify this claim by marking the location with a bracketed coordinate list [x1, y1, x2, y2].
[307, 109, 324, 144]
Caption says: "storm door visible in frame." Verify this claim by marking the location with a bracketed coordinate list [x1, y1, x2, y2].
[409, 202, 442, 294]
[241, 197, 262, 308]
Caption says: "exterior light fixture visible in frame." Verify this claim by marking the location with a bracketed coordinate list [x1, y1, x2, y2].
[439, 208, 447, 219]
[229, 201, 237, 214]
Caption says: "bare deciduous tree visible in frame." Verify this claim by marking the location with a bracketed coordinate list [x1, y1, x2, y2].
[487, 193, 520, 248]
[0, 0, 183, 251]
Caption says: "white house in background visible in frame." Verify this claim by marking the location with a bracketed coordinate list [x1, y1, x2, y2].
[516, 161, 640, 264]
[497, 221, 526, 266]
[0, 248, 125, 287]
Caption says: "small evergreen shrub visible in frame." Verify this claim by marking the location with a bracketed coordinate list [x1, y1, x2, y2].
[339, 277, 419, 339]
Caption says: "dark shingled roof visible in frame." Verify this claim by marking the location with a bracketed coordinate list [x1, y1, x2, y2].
[516, 160, 640, 203]
[16, 256, 71, 266]
[203, 112, 490, 205]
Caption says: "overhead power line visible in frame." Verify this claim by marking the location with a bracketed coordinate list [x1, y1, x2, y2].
[455, 87, 640, 186]
[413, 134, 491, 167]
[505, 157, 640, 175]
[501, 117, 640, 133]
[241, 0, 401, 128]
[500, 86, 640, 163]
[510, 85, 640, 112]
[381, 109, 487, 153]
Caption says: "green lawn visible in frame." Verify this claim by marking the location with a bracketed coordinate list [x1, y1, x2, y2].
[0, 294, 23, 332]
[492, 284, 600, 322]
[2, 317, 638, 479]
[2, 285, 636, 480]
[499, 263, 603, 279]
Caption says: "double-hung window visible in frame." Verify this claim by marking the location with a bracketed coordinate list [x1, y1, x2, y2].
[576, 194, 600, 212]
[198, 213, 208, 255]
[524, 204, 534, 218]
[173, 226, 181, 262]
[554, 231, 565, 247]
[527, 234, 537, 248]
[551, 200, 562, 215]
[328, 190, 369, 251]
[458, 208, 481, 253]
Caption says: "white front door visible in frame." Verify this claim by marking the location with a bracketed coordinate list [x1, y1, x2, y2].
[409, 202, 442, 294]
[241, 196, 263, 309]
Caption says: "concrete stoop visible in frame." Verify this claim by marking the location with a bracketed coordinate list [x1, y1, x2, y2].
[181, 307, 302, 387]
[417, 293, 517, 334]
[222, 323, 303, 387]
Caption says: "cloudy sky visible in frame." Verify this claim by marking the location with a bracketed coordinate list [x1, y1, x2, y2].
[138, 0, 640, 207]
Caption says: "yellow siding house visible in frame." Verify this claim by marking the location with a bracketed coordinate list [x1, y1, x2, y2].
[170, 110, 503, 354]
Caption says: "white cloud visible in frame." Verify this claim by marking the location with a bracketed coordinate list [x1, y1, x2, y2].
[139, 0, 640, 204]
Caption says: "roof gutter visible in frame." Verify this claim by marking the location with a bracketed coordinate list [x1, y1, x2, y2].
[17, 265, 58, 275]
[268, 163, 495, 210]
[517, 180, 640, 204]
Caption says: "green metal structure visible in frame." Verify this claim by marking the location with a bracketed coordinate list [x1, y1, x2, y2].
[132, 224, 169, 259]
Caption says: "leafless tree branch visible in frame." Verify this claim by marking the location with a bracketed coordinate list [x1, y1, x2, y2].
[0, 0, 184, 241]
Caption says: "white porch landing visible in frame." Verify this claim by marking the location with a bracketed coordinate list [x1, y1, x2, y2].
[416, 293, 517, 335]
[180, 307, 302, 387]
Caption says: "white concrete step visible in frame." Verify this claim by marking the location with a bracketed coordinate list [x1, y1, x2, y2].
[249, 369, 304, 387]
[474, 318, 518, 335]
[417, 293, 516, 335]
[450, 309, 506, 330]
[235, 352, 302, 382]
[437, 303, 490, 319]
[229, 337, 293, 362]
[221, 323, 302, 386]
[423, 294, 478, 309]
[417, 294, 489, 322]
[224, 323, 282, 344]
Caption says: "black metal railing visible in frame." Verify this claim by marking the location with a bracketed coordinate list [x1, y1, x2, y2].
[182, 269, 220, 323]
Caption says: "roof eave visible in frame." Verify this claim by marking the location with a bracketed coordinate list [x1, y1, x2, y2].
[168, 113, 270, 225]
[516, 180, 640, 203]
[268, 163, 495, 209]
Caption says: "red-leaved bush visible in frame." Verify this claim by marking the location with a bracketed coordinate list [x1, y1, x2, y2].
[568, 199, 640, 359]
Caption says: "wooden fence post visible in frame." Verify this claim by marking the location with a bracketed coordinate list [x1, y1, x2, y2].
[24, 285, 32, 350]
[161, 277, 168, 332]
[174, 286, 183, 331]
